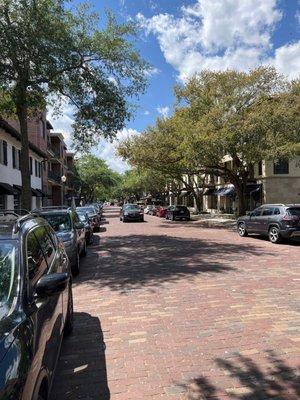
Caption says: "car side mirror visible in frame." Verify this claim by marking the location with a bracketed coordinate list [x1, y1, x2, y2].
[35, 273, 69, 298]
[75, 222, 84, 229]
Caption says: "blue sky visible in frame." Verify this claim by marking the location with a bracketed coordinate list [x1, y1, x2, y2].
[51, 0, 300, 172]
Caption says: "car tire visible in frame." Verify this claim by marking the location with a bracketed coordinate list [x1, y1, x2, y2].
[171, 214, 175, 221]
[64, 286, 73, 336]
[81, 240, 87, 257]
[71, 251, 80, 276]
[140, 217, 144, 222]
[269, 226, 281, 244]
[238, 222, 248, 237]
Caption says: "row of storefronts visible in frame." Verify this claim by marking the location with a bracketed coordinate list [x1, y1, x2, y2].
[167, 157, 300, 214]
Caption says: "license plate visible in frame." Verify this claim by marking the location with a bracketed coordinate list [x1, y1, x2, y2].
[180, 210, 184, 214]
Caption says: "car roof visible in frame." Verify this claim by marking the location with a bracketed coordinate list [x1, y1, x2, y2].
[36, 209, 72, 214]
[0, 213, 50, 240]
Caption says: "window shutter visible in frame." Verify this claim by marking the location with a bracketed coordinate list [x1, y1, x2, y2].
[18, 149, 21, 170]
[0, 140, 3, 164]
[12, 146, 16, 168]
[2, 141, 7, 165]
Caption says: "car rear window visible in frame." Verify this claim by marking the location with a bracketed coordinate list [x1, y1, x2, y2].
[176, 206, 188, 211]
[42, 213, 71, 232]
[287, 208, 300, 216]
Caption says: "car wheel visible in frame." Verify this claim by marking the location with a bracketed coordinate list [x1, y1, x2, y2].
[171, 214, 175, 221]
[81, 240, 87, 257]
[123, 218, 127, 223]
[269, 226, 281, 244]
[238, 222, 248, 237]
[71, 251, 80, 276]
[64, 286, 74, 336]
[140, 217, 144, 222]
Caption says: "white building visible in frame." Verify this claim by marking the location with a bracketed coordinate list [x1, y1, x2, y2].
[0, 119, 47, 211]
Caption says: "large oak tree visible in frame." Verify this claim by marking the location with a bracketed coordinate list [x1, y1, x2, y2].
[0, 0, 148, 209]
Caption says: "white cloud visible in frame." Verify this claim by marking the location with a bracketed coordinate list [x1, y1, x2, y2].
[157, 106, 170, 118]
[95, 128, 140, 173]
[47, 100, 74, 147]
[144, 66, 160, 77]
[136, 0, 298, 80]
[267, 41, 300, 80]
[144, 110, 150, 115]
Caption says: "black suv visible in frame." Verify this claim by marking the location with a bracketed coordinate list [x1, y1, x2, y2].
[237, 204, 300, 243]
[166, 205, 190, 221]
[0, 211, 73, 400]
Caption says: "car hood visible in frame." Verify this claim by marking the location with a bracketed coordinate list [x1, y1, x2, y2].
[56, 231, 72, 242]
[238, 215, 250, 221]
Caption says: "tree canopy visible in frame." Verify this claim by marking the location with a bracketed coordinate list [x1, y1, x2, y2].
[72, 155, 120, 203]
[118, 67, 300, 215]
[0, 0, 148, 209]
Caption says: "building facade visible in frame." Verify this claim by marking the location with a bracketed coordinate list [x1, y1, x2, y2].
[0, 115, 76, 211]
[169, 156, 300, 214]
[0, 119, 46, 211]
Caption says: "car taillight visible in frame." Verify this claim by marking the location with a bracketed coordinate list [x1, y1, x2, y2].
[282, 214, 294, 221]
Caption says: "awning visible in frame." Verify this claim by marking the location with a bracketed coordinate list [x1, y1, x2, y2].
[179, 190, 191, 197]
[13, 185, 22, 193]
[203, 187, 215, 196]
[35, 189, 47, 197]
[215, 186, 235, 197]
[0, 183, 17, 195]
[246, 184, 261, 196]
[32, 188, 47, 197]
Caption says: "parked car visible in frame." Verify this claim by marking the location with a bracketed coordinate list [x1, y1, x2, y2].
[156, 206, 167, 218]
[144, 205, 156, 214]
[166, 205, 190, 221]
[237, 204, 300, 243]
[0, 211, 73, 400]
[120, 204, 144, 222]
[77, 206, 101, 232]
[149, 205, 159, 216]
[35, 208, 86, 275]
[77, 212, 94, 245]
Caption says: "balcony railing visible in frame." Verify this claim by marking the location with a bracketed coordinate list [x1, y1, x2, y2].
[48, 170, 62, 184]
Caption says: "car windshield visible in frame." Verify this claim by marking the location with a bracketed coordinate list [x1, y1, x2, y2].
[78, 214, 88, 222]
[77, 207, 96, 215]
[288, 208, 300, 216]
[0, 240, 19, 319]
[42, 213, 71, 232]
[124, 205, 139, 210]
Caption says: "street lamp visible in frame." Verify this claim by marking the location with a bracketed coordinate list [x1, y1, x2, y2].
[61, 175, 67, 205]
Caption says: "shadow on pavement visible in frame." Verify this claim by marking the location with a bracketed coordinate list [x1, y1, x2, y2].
[178, 350, 300, 399]
[50, 312, 110, 400]
[78, 234, 276, 293]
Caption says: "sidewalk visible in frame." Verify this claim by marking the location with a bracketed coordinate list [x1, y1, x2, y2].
[191, 213, 237, 230]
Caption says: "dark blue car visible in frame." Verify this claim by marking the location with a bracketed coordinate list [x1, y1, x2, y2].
[0, 211, 73, 400]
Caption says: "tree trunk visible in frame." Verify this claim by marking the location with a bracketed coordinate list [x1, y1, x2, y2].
[235, 183, 246, 216]
[15, 88, 31, 211]
[191, 189, 202, 214]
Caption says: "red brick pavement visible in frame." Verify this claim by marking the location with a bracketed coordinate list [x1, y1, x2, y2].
[50, 207, 300, 400]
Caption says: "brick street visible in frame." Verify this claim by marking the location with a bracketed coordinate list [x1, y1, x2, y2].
[51, 206, 300, 400]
